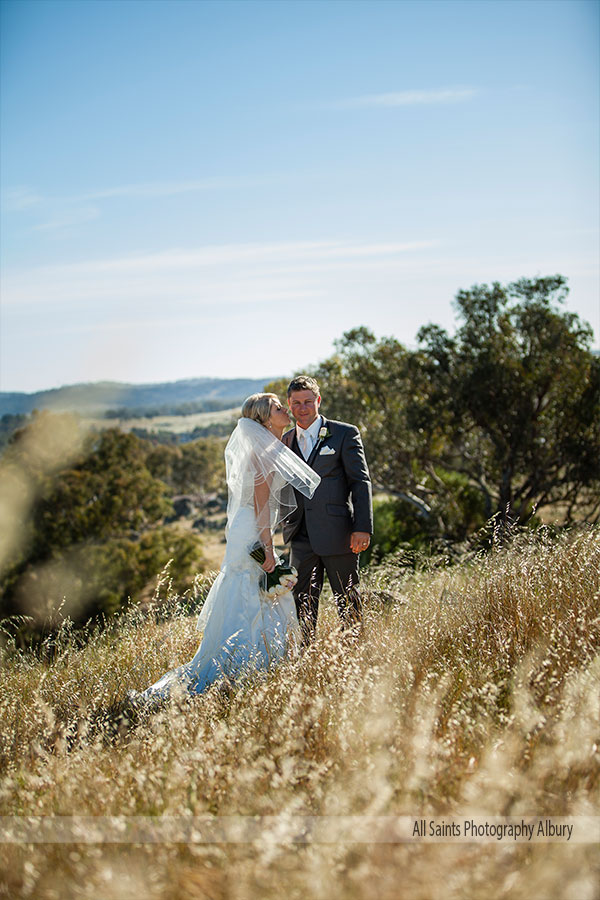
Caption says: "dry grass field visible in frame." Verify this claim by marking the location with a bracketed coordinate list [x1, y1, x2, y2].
[0, 526, 598, 899]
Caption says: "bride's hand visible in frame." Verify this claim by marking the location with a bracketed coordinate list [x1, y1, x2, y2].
[261, 548, 276, 573]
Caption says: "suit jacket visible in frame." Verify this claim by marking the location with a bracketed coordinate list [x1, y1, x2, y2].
[282, 416, 373, 557]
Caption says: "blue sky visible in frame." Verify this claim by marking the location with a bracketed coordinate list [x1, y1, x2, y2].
[1, 0, 598, 393]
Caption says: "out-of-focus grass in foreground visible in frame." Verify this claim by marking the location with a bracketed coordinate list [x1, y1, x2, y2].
[0, 527, 598, 899]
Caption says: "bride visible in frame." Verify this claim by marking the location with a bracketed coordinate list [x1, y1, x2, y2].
[134, 393, 320, 702]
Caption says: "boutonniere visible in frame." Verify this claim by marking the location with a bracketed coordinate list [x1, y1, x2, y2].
[318, 425, 331, 441]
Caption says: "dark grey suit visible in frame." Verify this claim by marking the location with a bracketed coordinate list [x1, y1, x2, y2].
[282, 416, 373, 642]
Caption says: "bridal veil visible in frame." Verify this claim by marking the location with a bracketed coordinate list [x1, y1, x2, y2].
[196, 417, 320, 630]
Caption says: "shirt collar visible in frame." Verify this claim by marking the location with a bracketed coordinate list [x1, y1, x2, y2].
[296, 414, 322, 444]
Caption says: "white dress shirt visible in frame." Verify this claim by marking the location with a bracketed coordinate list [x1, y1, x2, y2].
[296, 415, 323, 460]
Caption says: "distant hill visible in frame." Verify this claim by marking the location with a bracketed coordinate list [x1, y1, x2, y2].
[0, 377, 272, 417]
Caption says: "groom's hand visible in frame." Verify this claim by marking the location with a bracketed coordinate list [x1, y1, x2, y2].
[350, 531, 371, 554]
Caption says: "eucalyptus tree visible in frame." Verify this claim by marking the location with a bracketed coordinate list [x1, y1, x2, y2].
[274, 276, 600, 540]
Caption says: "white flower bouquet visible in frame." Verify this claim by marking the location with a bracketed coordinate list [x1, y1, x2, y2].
[249, 544, 298, 600]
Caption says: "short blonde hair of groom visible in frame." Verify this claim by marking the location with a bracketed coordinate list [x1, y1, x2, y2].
[241, 393, 279, 426]
[287, 375, 320, 398]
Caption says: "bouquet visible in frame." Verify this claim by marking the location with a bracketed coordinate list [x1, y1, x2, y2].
[249, 544, 298, 600]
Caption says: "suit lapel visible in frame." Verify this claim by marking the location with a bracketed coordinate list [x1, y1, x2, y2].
[284, 427, 302, 459]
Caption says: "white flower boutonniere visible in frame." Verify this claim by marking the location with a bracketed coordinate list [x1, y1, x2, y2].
[318, 425, 331, 441]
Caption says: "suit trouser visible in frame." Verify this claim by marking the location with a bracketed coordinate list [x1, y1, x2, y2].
[289, 527, 362, 644]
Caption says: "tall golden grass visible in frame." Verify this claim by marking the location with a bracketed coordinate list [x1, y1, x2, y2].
[1, 526, 598, 899]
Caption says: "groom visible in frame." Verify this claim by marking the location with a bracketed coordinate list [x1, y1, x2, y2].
[282, 375, 373, 643]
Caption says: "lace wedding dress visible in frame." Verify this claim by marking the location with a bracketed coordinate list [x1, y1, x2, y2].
[136, 418, 320, 701]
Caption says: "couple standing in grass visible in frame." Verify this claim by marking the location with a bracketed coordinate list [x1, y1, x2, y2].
[135, 375, 373, 702]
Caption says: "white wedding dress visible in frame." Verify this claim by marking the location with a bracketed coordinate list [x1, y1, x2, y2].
[137, 418, 320, 702]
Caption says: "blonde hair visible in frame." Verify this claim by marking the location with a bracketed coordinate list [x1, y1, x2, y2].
[241, 393, 279, 426]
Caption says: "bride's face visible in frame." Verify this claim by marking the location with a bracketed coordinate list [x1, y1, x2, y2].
[268, 398, 291, 431]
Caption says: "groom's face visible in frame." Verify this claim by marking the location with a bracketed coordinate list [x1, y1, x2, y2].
[288, 389, 321, 430]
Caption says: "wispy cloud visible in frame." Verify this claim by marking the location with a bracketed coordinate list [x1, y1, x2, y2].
[3, 187, 45, 211]
[79, 175, 275, 201]
[33, 206, 101, 232]
[336, 87, 480, 109]
[2, 238, 439, 306]
[2, 175, 283, 235]
[3, 174, 280, 215]
[40, 239, 437, 276]
[2, 187, 99, 233]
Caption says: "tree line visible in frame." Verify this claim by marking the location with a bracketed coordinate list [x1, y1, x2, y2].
[103, 398, 239, 419]
[0, 417, 226, 646]
[269, 275, 600, 554]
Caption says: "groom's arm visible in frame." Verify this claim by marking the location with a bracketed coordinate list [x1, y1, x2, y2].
[340, 426, 373, 536]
